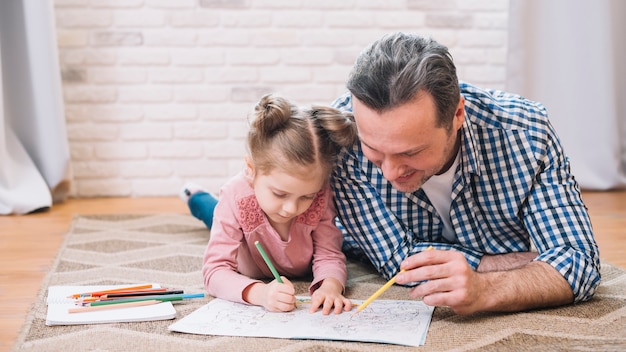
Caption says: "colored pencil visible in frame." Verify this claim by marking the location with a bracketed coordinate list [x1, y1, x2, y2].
[68, 284, 154, 298]
[76, 290, 186, 305]
[87, 293, 205, 306]
[88, 288, 167, 297]
[102, 290, 184, 298]
[76, 289, 169, 301]
[254, 240, 283, 283]
[352, 246, 434, 316]
[68, 300, 161, 313]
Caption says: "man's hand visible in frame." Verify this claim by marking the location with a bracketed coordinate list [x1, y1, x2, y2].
[396, 249, 486, 314]
[395, 249, 573, 315]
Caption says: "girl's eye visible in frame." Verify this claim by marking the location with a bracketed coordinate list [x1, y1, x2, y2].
[273, 193, 287, 198]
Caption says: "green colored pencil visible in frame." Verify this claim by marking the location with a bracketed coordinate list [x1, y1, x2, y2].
[254, 240, 283, 283]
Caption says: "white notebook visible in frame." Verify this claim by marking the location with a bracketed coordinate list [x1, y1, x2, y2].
[45, 285, 177, 326]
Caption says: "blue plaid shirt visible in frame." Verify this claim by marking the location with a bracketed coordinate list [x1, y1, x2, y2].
[331, 82, 600, 303]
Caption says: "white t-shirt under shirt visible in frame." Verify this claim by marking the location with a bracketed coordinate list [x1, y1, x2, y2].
[420, 151, 460, 242]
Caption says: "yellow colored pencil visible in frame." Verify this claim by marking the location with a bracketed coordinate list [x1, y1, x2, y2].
[352, 246, 434, 316]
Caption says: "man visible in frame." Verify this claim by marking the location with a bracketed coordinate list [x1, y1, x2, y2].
[331, 32, 600, 315]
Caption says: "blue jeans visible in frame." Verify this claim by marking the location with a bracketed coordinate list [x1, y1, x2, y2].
[187, 191, 218, 229]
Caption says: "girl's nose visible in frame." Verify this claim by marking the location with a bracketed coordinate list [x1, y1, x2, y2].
[282, 200, 297, 216]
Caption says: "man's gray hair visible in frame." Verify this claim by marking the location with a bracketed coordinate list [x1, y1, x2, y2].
[346, 32, 460, 128]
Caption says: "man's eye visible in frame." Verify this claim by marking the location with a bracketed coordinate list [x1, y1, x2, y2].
[403, 150, 422, 157]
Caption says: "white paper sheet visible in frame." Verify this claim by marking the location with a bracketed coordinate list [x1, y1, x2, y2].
[46, 285, 176, 326]
[169, 296, 434, 346]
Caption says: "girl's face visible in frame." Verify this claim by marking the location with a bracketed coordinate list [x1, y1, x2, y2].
[251, 163, 326, 228]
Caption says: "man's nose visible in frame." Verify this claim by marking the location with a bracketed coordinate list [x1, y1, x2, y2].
[380, 156, 404, 181]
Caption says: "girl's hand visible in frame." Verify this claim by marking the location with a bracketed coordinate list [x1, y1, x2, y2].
[309, 278, 352, 315]
[263, 277, 296, 312]
[243, 277, 296, 312]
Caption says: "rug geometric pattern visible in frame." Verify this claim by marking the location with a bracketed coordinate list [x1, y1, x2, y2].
[13, 214, 626, 351]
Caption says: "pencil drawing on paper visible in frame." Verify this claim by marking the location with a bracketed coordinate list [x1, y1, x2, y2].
[168, 296, 435, 347]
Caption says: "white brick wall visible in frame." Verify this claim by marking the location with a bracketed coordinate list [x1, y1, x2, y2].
[54, 0, 510, 197]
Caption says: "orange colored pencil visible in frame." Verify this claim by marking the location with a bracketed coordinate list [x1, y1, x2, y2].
[68, 284, 154, 298]
[90, 288, 167, 297]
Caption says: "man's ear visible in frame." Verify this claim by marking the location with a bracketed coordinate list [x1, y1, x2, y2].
[453, 95, 465, 131]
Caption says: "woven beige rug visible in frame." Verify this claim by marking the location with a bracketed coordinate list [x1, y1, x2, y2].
[13, 214, 626, 351]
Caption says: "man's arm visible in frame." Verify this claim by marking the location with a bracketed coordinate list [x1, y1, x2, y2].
[521, 122, 600, 303]
[477, 252, 537, 272]
[396, 249, 573, 315]
[478, 261, 573, 312]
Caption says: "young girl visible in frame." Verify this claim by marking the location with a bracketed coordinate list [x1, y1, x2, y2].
[184, 93, 357, 315]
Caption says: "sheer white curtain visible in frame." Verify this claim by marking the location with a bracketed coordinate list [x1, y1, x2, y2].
[507, 0, 626, 190]
[0, 0, 71, 214]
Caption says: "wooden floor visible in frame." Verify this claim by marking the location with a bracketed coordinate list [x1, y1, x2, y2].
[1, 193, 625, 352]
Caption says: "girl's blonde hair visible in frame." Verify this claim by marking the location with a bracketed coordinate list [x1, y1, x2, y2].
[247, 93, 357, 177]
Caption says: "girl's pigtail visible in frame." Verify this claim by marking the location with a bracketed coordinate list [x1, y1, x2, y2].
[310, 106, 358, 148]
